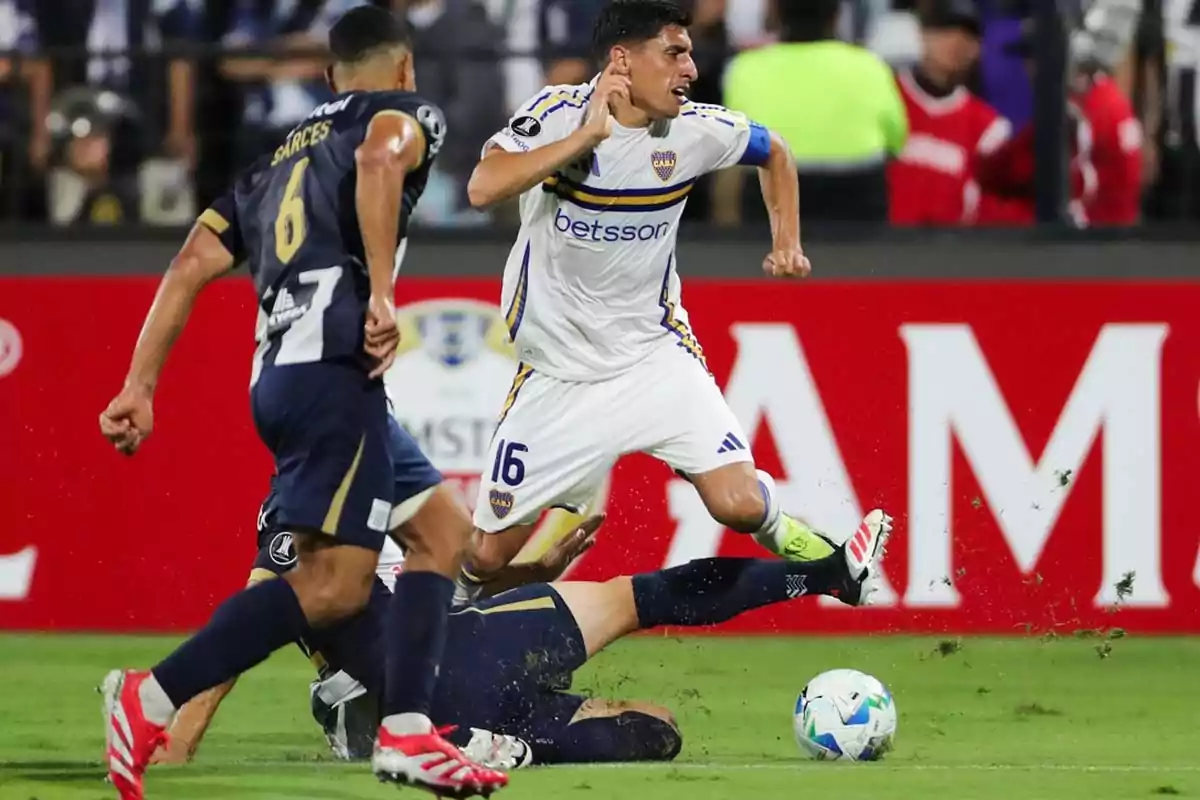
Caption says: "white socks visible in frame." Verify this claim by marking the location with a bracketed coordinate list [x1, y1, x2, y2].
[138, 674, 176, 727]
[382, 712, 433, 736]
[752, 469, 788, 554]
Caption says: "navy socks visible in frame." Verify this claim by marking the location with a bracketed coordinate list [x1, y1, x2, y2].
[631, 556, 846, 629]
[381, 570, 455, 721]
[152, 577, 307, 708]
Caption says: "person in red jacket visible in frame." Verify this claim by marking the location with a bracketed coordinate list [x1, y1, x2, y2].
[888, 0, 1015, 226]
[975, 22, 1143, 227]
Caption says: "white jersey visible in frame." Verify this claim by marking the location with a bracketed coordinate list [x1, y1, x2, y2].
[485, 78, 772, 382]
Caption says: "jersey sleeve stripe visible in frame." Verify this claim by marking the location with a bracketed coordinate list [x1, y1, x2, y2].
[369, 109, 428, 169]
[504, 242, 531, 337]
[528, 89, 590, 120]
[681, 103, 749, 129]
[521, 88, 553, 113]
[198, 208, 230, 234]
[657, 254, 707, 369]
[542, 175, 695, 212]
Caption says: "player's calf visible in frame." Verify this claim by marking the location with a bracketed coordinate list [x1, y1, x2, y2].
[690, 465, 836, 562]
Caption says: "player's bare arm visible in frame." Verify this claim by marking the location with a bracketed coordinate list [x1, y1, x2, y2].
[474, 515, 604, 600]
[99, 224, 236, 456]
[757, 130, 810, 279]
[355, 111, 422, 378]
[149, 679, 237, 765]
[466, 65, 631, 208]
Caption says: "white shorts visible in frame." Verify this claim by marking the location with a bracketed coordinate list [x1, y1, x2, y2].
[473, 342, 752, 532]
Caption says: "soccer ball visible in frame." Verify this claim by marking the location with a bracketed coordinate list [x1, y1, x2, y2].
[793, 668, 896, 762]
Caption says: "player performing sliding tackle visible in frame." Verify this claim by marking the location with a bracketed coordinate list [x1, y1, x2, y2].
[461, 0, 892, 602]
[149, 510, 890, 767]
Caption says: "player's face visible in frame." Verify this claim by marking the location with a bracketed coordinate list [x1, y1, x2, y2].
[624, 25, 697, 119]
[922, 26, 980, 82]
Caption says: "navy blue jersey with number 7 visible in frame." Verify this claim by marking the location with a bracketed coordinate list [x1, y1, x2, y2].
[198, 91, 445, 375]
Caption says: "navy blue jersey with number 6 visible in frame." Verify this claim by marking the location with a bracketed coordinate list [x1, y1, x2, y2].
[198, 91, 446, 377]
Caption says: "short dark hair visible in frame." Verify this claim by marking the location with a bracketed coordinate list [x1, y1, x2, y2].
[777, 0, 841, 41]
[328, 6, 411, 64]
[592, 0, 692, 57]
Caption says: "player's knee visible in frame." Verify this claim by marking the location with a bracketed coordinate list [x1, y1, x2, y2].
[701, 480, 766, 534]
[396, 486, 472, 570]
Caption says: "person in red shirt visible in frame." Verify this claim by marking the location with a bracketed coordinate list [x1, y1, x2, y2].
[975, 23, 1143, 227]
[888, 0, 1015, 226]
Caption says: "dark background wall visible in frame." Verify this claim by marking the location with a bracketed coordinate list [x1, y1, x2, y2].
[1, 227, 1197, 278]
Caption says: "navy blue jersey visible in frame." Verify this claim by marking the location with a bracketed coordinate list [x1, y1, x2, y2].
[198, 90, 446, 372]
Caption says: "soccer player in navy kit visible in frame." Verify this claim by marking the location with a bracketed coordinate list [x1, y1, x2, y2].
[96, 7, 506, 799]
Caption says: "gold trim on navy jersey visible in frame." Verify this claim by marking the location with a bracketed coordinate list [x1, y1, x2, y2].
[542, 174, 695, 212]
[321, 435, 366, 535]
[246, 567, 277, 586]
[452, 596, 557, 616]
[198, 208, 230, 234]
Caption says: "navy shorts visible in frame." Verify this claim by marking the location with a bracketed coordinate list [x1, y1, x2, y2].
[432, 584, 590, 742]
[386, 406, 444, 511]
[254, 409, 444, 563]
[251, 360, 394, 551]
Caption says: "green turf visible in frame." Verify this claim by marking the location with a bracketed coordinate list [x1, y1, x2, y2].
[1, 633, 1196, 800]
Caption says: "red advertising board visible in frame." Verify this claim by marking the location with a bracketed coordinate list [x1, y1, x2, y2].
[2, 277, 1198, 634]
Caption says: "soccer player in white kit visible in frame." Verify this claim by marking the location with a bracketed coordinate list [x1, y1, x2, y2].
[460, 0, 891, 595]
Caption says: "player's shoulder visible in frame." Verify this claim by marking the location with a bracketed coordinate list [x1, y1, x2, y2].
[514, 82, 593, 126]
[356, 89, 441, 121]
[674, 101, 752, 138]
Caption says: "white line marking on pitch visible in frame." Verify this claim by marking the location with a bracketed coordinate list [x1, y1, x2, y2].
[544, 763, 1200, 773]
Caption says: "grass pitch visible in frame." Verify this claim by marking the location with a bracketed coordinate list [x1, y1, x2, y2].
[1, 634, 1196, 800]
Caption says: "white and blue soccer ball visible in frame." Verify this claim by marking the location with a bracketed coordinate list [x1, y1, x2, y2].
[793, 668, 897, 762]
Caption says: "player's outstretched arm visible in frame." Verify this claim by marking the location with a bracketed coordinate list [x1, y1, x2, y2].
[474, 515, 603, 600]
[355, 112, 423, 378]
[467, 131, 602, 209]
[149, 679, 238, 765]
[756, 130, 810, 279]
[466, 65, 630, 208]
[99, 224, 236, 455]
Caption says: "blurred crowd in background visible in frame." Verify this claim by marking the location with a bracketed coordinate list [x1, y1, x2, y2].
[0, 0, 1191, 229]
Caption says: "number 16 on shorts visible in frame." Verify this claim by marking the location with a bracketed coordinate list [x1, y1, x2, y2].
[483, 440, 527, 524]
[490, 440, 527, 487]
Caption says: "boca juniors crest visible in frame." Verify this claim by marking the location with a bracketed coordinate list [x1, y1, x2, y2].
[651, 150, 677, 182]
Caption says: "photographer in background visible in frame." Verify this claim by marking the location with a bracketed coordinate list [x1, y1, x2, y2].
[44, 87, 140, 226]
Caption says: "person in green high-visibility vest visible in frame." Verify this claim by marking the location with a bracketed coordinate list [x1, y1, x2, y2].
[716, 0, 908, 224]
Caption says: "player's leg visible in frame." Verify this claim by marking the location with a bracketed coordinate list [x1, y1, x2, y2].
[514, 692, 683, 765]
[371, 416, 507, 792]
[645, 346, 889, 561]
[103, 362, 392, 799]
[553, 521, 891, 657]
[462, 365, 613, 602]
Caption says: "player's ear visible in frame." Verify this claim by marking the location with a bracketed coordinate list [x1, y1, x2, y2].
[611, 46, 631, 75]
[325, 65, 337, 94]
